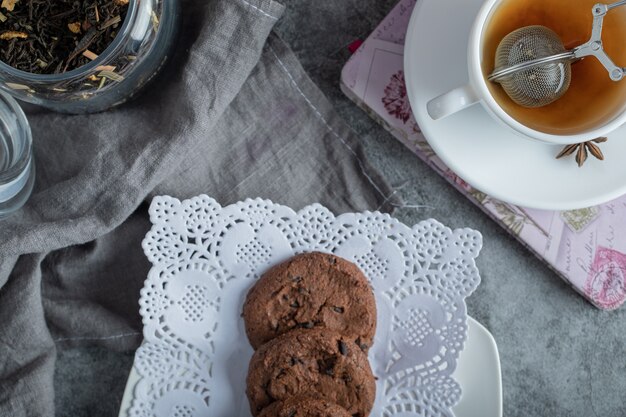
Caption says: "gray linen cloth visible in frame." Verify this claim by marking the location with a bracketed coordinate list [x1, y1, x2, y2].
[0, 0, 400, 415]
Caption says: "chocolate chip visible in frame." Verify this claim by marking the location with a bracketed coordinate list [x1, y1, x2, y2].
[291, 275, 302, 283]
[355, 337, 368, 352]
[300, 321, 314, 329]
[262, 382, 274, 404]
[317, 356, 337, 376]
[333, 306, 345, 314]
[290, 300, 300, 308]
[338, 340, 348, 356]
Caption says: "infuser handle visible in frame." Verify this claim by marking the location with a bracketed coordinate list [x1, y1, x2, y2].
[573, 1, 626, 81]
[607, 0, 626, 10]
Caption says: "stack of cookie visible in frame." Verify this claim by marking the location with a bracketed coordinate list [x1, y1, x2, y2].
[243, 252, 378, 417]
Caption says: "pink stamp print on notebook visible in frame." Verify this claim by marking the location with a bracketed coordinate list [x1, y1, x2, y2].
[585, 247, 626, 310]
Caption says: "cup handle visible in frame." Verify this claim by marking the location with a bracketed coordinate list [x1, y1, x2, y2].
[427, 85, 479, 120]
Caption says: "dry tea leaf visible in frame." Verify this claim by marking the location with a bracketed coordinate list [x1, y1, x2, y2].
[82, 49, 98, 60]
[0, 11, 7, 22]
[6, 82, 30, 90]
[0, 30, 27, 40]
[151, 11, 159, 31]
[98, 69, 124, 82]
[99, 15, 121, 30]
[114, 0, 129, 5]
[1, 0, 17, 12]
[68, 22, 82, 34]
[95, 65, 116, 72]
[65, 27, 101, 68]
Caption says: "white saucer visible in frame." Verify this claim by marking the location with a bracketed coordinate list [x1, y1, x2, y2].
[117, 317, 502, 417]
[405, 0, 626, 210]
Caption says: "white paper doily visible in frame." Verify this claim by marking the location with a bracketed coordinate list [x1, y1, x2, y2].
[128, 196, 483, 417]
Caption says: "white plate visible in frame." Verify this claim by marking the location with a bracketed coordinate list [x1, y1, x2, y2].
[405, 0, 626, 210]
[118, 316, 502, 417]
[452, 317, 502, 417]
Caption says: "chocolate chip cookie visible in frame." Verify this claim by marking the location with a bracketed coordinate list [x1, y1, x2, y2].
[243, 252, 377, 350]
[246, 328, 376, 417]
[257, 397, 351, 417]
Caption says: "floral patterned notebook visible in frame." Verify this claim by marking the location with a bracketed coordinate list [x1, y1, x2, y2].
[341, 0, 626, 310]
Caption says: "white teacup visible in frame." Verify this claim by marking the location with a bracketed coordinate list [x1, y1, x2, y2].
[426, 0, 626, 145]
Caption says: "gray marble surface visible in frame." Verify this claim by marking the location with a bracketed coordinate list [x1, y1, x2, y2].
[55, 1, 626, 416]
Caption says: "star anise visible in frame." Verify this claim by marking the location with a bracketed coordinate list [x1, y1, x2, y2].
[556, 137, 607, 167]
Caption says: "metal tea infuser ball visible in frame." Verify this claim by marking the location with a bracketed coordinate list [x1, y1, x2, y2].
[488, 0, 626, 108]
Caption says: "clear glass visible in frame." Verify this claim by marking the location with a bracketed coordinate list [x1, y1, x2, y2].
[0, 0, 180, 114]
[0, 91, 34, 219]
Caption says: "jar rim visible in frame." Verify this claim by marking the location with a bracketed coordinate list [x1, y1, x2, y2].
[0, 0, 139, 82]
[0, 91, 32, 183]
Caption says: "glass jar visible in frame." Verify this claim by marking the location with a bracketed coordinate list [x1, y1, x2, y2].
[0, 0, 180, 114]
[0, 91, 34, 219]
